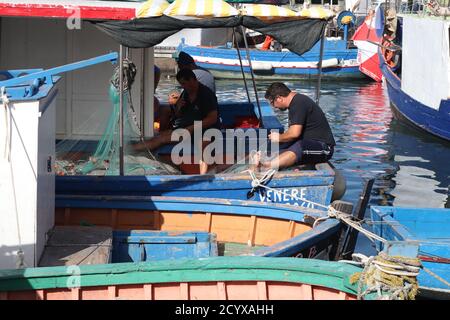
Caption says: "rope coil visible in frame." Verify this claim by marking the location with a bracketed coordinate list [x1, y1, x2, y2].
[341, 253, 422, 300]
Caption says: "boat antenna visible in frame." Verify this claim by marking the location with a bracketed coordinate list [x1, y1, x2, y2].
[240, 26, 264, 128]
[232, 28, 251, 104]
[315, 27, 326, 105]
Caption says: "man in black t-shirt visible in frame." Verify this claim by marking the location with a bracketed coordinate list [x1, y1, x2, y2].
[252, 82, 335, 170]
[134, 69, 218, 173]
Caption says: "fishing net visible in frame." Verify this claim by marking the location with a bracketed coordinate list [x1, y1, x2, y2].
[55, 66, 179, 176]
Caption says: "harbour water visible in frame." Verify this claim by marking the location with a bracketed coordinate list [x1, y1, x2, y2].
[157, 76, 450, 253]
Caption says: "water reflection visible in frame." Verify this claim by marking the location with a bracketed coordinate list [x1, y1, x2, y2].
[157, 76, 450, 209]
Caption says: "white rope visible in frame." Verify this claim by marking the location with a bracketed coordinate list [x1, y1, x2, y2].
[339, 253, 421, 300]
[1, 88, 26, 269]
[246, 169, 388, 244]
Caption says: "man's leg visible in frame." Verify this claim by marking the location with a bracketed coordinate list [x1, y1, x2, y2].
[261, 150, 297, 170]
[133, 130, 173, 151]
[158, 104, 173, 131]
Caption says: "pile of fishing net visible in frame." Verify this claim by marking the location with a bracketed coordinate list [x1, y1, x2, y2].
[55, 83, 178, 176]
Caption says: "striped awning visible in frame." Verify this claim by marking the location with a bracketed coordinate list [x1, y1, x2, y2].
[241, 4, 297, 20]
[297, 7, 334, 20]
[135, 0, 333, 20]
[136, 0, 170, 18]
[163, 0, 239, 17]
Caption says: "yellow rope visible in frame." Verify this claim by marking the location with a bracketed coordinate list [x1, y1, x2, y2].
[347, 253, 422, 300]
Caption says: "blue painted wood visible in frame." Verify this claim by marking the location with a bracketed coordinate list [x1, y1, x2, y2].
[56, 195, 327, 222]
[370, 206, 450, 296]
[380, 51, 450, 141]
[112, 230, 217, 262]
[56, 195, 341, 260]
[0, 53, 117, 87]
[179, 40, 363, 79]
[56, 162, 335, 209]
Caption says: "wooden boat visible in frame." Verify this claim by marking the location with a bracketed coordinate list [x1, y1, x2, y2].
[55, 100, 345, 208]
[56, 162, 342, 208]
[370, 206, 450, 299]
[55, 196, 346, 260]
[178, 40, 363, 81]
[0, 257, 369, 300]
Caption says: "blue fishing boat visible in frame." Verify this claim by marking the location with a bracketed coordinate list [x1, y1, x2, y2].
[55, 196, 349, 261]
[370, 206, 450, 299]
[379, 13, 450, 141]
[177, 38, 363, 80]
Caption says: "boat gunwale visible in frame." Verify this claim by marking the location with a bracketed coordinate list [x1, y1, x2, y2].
[55, 194, 328, 222]
[0, 257, 364, 297]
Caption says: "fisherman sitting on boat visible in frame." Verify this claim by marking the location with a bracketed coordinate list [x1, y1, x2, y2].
[134, 68, 219, 174]
[158, 51, 216, 131]
[251, 82, 335, 170]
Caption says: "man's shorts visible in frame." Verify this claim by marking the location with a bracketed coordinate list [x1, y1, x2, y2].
[279, 139, 334, 165]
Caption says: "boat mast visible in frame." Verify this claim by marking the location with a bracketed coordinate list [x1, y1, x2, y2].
[240, 26, 264, 128]
[315, 28, 326, 105]
[232, 29, 251, 104]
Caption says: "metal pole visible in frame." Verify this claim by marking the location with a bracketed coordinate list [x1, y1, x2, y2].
[315, 29, 326, 105]
[232, 29, 251, 104]
[240, 26, 264, 127]
[140, 48, 146, 134]
[119, 45, 124, 176]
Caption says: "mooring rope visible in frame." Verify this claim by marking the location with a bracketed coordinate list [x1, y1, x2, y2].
[246, 168, 387, 243]
[340, 252, 422, 300]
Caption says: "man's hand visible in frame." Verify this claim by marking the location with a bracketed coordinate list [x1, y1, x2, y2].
[174, 98, 186, 116]
[268, 131, 280, 143]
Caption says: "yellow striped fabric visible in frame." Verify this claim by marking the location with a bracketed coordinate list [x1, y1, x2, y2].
[163, 0, 239, 17]
[136, 0, 170, 18]
[297, 7, 334, 19]
[241, 4, 297, 19]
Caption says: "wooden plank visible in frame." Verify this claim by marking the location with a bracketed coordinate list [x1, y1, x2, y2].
[71, 287, 80, 300]
[217, 282, 227, 300]
[248, 215, 257, 246]
[180, 283, 189, 300]
[300, 284, 313, 300]
[257, 281, 267, 300]
[144, 284, 153, 300]
[36, 290, 45, 300]
[205, 213, 212, 232]
[39, 226, 112, 267]
[288, 220, 295, 238]
[108, 286, 116, 300]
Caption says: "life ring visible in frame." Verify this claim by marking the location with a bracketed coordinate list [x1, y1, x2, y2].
[381, 38, 397, 68]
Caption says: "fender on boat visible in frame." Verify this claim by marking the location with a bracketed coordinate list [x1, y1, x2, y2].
[252, 61, 273, 71]
[316, 58, 339, 68]
[330, 164, 346, 201]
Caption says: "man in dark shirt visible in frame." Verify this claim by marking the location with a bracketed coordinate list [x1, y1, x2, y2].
[252, 82, 335, 170]
[135, 69, 218, 162]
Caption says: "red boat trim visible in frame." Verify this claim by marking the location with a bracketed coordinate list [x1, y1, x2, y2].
[418, 255, 450, 264]
[0, 2, 136, 20]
